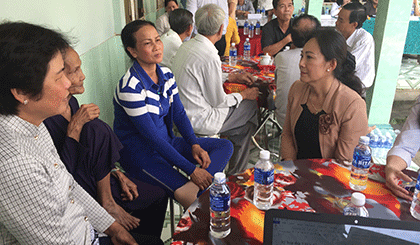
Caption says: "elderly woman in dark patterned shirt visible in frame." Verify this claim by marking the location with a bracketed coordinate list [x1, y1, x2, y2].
[44, 47, 168, 242]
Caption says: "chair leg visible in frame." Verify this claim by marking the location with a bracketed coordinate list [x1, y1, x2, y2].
[251, 110, 282, 159]
[169, 198, 175, 236]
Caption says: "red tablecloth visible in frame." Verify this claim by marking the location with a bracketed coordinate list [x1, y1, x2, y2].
[171, 159, 419, 245]
[236, 27, 262, 57]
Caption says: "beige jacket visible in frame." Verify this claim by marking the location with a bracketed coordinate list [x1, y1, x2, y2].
[281, 79, 368, 163]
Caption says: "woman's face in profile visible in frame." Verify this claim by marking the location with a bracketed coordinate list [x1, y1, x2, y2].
[27, 52, 71, 121]
[299, 38, 332, 84]
[128, 25, 164, 66]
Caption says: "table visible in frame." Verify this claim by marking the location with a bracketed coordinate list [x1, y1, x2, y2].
[171, 159, 419, 245]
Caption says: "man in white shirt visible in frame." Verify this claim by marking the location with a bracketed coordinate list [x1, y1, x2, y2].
[336, 2, 375, 89]
[172, 4, 260, 175]
[160, 9, 193, 68]
[274, 14, 320, 127]
[187, 0, 233, 56]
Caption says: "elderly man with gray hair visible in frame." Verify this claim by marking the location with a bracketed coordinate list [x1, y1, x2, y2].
[172, 4, 259, 176]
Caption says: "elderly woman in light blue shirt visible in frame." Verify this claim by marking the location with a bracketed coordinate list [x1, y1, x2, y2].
[386, 97, 420, 201]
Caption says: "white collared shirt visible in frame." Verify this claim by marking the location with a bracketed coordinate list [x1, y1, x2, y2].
[156, 12, 170, 36]
[346, 28, 375, 88]
[160, 29, 183, 68]
[0, 115, 114, 244]
[172, 34, 243, 135]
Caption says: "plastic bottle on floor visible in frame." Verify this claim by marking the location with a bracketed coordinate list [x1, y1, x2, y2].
[229, 43, 237, 67]
[210, 172, 231, 238]
[254, 150, 274, 210]
[343, 192, 369, 217]
[349, 136, 371, 191]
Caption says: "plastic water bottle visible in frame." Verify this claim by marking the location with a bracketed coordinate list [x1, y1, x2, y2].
[261, 7, 266, 17]
[255, 20, 261, 35]
[410, 174, 420, 220]
[243, 38, 251, 61]
[248, 23, 254, 38]
[378, 135, 386, 158]
[349, 136, 371, 191]
[210, 172, 231, 238]
[243, 19, 249, 35]
[384, 133, 393, 158]
[343, 192, 369, 217]
[256, 6, 261, 14]
[229, 43, 237, 67]
[253, 150, 274, 210]
[370, 134, 379, 158]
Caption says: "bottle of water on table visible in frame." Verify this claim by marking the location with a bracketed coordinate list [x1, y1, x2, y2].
[248, 23, 254, 38]
[410, 173, 420, 220]
[229, 43, 237, 66]
[254, 150, 274, 210]
[244, 38, 251, 61]
[255, 20, 261, 35]
[210, 172, 231, 238]
[349, 136, 371, 191]
[243, 19, 249, 35]
[343, 192, 369, 217]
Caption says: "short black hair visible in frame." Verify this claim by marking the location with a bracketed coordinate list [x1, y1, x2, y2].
[121, 20, 155, 60]
[272, 0, 294, 10]
[343, 2, 367, 28]
[0, 21, 69, 115]
[165, 0, 178, 7]
[290, 14, 320, 48]
[169, 9, 193, 34]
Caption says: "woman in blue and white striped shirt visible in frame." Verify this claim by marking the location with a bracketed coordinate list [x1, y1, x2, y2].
[114, 20, 233, 209]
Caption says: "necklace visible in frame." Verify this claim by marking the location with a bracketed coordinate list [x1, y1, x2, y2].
[309, 92, 322, 114]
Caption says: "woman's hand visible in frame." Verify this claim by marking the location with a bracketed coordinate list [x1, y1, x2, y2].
[113, 170, 139, 201]
[385, 155, 413, 201]
[192, 144, 211, 169]
[190, 168, 213, 190]
[67, 103, 100, 141]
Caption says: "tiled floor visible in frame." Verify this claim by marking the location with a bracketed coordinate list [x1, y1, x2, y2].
[161, 55, 420, 244]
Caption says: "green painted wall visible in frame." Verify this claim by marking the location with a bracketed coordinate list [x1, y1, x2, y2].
[0, 0, 130, 126]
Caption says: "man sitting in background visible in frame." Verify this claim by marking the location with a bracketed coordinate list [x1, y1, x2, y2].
[160, 9, 193, 68]
[336, 1, 375, 90]
[261, 0, 294, 56]
[236, 0, 255, 18]
[172, 4, 260, 176]
[274, 14, 320, 127]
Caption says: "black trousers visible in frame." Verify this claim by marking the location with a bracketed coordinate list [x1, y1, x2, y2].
[215, 35, 226, 56]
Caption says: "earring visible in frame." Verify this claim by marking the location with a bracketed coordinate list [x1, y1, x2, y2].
[23, 100, 28, 105]
[327, 69, 330, 72]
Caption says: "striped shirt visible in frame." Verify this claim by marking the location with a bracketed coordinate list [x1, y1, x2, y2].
[0, 115, 114, 244]
[113, 61, 198, 175]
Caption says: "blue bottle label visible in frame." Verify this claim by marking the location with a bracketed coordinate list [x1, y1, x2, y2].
[416, 175, 420, 190]
[210, 193, 231, 212]
[244, 45, 251, 51]
[254, 168, 274, 185]
[352, 149, 371, 169]
[230, 50, 237, 56]
[244, 22, 248, 28]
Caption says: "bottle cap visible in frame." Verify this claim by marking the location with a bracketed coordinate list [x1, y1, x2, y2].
[214, 172, 226, 183]
[359, 136, 370, 145]
[351, 192, 366, 206]
[231, 43, 235, 47]
[246, 38, 249, 41]
[259, 150, 270, 160]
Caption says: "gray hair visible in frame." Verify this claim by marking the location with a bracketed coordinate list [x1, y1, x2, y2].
[195, 4, 225, 36]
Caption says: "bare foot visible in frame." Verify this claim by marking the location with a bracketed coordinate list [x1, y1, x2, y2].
[103, 202, 140, 231]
